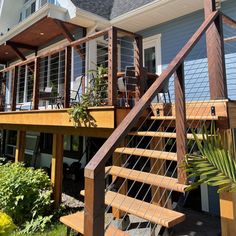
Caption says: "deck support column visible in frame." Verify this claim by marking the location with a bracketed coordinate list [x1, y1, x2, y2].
[51, 133, 64, 207]
[204, 0, 227, 99]
[15, 130, 26, 163]
[174, 63, 187, 184]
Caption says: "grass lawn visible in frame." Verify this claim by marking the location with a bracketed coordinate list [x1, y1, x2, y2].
[10, 223, 67, 236]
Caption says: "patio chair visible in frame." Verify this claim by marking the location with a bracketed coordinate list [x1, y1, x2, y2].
[70, 75, 84, 105]
[117, 66, 136, 107]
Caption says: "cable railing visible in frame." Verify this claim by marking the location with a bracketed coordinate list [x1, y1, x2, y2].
[0, 27, 146, 112]
[82, 10, 229, 236]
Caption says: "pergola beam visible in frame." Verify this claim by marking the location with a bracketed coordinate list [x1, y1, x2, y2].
[6, 41, 38, 51]
[53, 19, 85, 59]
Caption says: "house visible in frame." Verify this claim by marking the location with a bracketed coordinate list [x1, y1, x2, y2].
[0, 0, 236, 235]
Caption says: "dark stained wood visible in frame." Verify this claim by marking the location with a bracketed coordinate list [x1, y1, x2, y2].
[0, 72, 6, 111]
[15, 130, 26, 163]
[32, 58, 40, 110]
[11, 67, 18, 111]
[222, 13, 236, 29]
[204, 1, 227, 99]
[64, 47, 72, 108]
[8, 44, 26, 61]
[53, 19, 85, 60]
[84, 173, 105, 236]
[51, 133, 64, 207]
[108, 27, 117, 106]
[84, 11, 219, 179]
[174, 64, 187, 184]
[6, 41, 38, 51]
[134, 35, 144, 102]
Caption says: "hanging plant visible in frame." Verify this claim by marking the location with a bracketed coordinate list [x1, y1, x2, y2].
[185, 126, 236, 193]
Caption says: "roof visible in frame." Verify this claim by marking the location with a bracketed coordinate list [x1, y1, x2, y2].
[71, 0, 156, 20]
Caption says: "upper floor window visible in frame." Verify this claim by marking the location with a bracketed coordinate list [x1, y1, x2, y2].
[20, 0, 58, 22]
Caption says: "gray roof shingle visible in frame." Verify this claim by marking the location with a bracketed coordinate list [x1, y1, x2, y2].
[71, 0, 156, 20]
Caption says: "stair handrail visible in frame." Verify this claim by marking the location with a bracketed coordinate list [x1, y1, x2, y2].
[84, 11, 219, 179]
[83, 10, 220, 236]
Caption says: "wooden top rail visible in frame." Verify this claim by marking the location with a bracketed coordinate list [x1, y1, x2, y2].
[222, 13, 236, 29]
[84, 10, 220, 179]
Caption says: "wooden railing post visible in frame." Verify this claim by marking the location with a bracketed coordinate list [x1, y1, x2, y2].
[108, 27, 117, 106]
[134, 35, 144, 102]
[32, 58, 40, 110]
[204, 0, 227, 99]
[174, 63, 187, 184]
[0, 72, 6, 111]
[64, 46, 72, 108]
[84, 169, 105, 236]
[11, 66, 18, 111]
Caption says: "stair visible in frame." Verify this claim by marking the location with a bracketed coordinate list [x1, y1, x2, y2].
[81, 190, 185, 228]
[115, 147, 177, 161]
[60, 211, 130, 236]
[129, 131, 207, 140]
[105, 166, 188, 192]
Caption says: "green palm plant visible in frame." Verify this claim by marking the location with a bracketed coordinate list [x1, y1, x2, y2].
[185, 127, 236, 193]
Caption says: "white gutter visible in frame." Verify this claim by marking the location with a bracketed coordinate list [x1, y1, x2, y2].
[0, 3, 68, 45]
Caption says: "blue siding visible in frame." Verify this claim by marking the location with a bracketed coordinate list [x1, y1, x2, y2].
[139, 0, 236, 101]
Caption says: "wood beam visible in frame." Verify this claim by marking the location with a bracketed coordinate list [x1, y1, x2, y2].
[8, 44, 26, 61]
[53, 19, 85, 60]
[174, 63, 187, 184]
[108, 27, 117, 106]
[204, 0, 227, 99]
[6, 41, 38, 51]
[64, 46, 72, 108]
[51, 133, 64, 208]
[222, 13, 236, 29]
[15, 130, 26, 163]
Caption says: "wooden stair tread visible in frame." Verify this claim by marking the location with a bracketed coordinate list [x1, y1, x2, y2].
[115, 147, 177, 161]
[105, 166, 188, 192]
[129, 131, 205, 140]
[80, 191, 185, 228]
[150, 116, 221, 120]
[60, 211, 130, 236]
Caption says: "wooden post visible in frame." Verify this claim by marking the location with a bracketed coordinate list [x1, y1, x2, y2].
[0, 72, 6, 111]
[204, 0, 227, 99]
[84, 170, 105, 236]
[15, 130, 26, 163]
[108, 27, 117, 106]
[32, 58, 40, 110]
[134, 35, 144, 102]
[51, 133, 64, 207]
[11, 66, 18, 111]
[174, 63, 187, 184]
[64, 46, 72, 108]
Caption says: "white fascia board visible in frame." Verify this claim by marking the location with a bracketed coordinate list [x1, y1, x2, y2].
[75, 7, 110, 27]
[110, 0, 173, 24]
[0, 4, 68, 45]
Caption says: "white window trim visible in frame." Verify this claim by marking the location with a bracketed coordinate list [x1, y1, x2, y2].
[143, 34, 162, 75]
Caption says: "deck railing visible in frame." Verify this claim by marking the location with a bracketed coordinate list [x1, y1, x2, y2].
[82, 7, 231, 235]
[0, 27, 145, 112]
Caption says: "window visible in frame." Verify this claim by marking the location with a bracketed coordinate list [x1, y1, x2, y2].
[143, 35, 162, 75]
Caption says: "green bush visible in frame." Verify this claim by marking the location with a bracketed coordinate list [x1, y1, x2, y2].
[0, 211, 16, 235]
[0, 163, 53, 227]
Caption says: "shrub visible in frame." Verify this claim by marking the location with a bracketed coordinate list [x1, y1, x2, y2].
[0, 211, 16, 235]
[0, 163, 53, 227]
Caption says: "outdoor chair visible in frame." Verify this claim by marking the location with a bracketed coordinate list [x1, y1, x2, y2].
[70, 75, 84, 105]
[117, 66, 136, 107]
